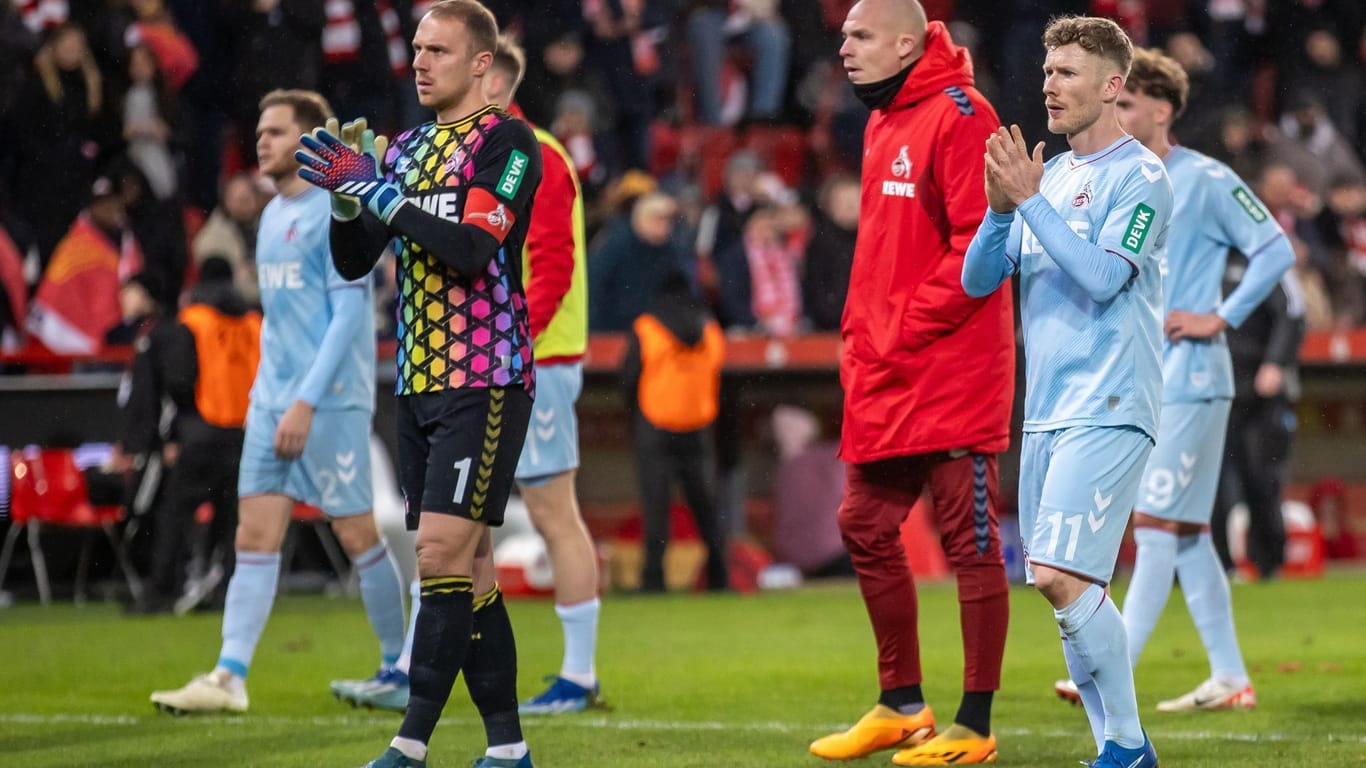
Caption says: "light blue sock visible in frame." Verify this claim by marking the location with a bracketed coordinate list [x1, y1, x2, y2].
[1177, 533, 1249, 684]
[1062, 636, 1106, 754]
[355, 542, 407, 666]
[555, 597, 600, 686]
[1056, 583, 1144, 749]
[217, 551, 281, 678]
[396, 578, 420, 674]
[1122, 527, 1178, 667]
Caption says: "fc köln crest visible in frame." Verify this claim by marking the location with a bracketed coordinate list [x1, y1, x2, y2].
[891, 145, 912, 179]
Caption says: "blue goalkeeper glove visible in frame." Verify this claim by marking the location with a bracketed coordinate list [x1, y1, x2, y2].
[296, 127, 405, 224]
[308, 118, 390, 221]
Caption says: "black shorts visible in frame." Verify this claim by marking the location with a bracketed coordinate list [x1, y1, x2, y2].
[397, 387, 532, 529]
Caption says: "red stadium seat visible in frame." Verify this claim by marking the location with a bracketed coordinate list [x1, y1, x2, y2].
[0, 448, 143, 605]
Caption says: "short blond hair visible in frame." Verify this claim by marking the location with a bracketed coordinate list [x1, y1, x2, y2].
[1126, 47, 1190, 118]
[1043, 15, 1133, 77]
[424, 0, 499, 59]
[491, 35, 526, 94]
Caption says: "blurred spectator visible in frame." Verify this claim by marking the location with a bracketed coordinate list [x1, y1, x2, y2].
[551, 89, 610, 200]
[620, 268, 728, 592]
[6, 22, 115, 265]
[1289, 237, 1334, 332]
[319, 0, 402, 132]
[768, 404, 851, 577]
[112, 159, 188, 310]
[696, 150, 764, 268]
[1269, 95, 1365, 197]
[193, 172, 268, 304]
[1214, 262, 1306, 580]
[225, 0, 325, 167]
[135, 256, 259, 613]
[588, 191, 690, 331]
[105, 270, 162, 347]
[0, 2, 40, 115]
[581, 0, 667, 172]
[738, 203, 808, 337]
[1209, 106, 1270, 184]
[123, 0, 199, 92]
[802, 174, 858, 331]
[685, 0, 791, 126]
[165, 0, 233, 212]
[26, 176, 143, 353]
[1319, 175, 1366, 323]
[122, 43, 179, 200]
[1165, 31, 1224, 151]
[1281, 27, 1363, 151]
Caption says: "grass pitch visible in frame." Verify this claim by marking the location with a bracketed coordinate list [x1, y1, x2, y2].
[1, 572, 1364, 767]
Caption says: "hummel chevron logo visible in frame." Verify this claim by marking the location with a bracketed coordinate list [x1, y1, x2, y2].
[1139, 162, 1163, 183]
[535, 425, 556, 442]
[1093, 489, 1113, 511]
[1178, 470, 1193, 488]
[535, 408, 555, 424]
[336, 181, 378, 196]
[1088, 510, 1106, 533]
[338, 467, 357, 484]
[1179, 452, 1197, 469]
[337, 451, 355, 467]
[1089, 489, 1113, 533]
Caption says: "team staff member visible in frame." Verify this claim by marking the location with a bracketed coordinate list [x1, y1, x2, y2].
[810, 1, 1014, 765]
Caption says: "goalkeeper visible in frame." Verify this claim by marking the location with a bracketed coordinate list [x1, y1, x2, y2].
[294, 2, 543, 767]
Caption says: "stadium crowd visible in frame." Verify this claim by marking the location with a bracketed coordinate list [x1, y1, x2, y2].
[0, 0, 1364, 354]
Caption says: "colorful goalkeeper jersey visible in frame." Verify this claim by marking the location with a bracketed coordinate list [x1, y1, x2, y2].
[384, 105, 540, 395]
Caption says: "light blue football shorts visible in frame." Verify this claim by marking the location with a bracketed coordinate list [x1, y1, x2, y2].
[238, 404, 374, 517]
[1018, 425, 1153, 586]
[515, 361, 582, 486]
[1135, 399, 1231, 525]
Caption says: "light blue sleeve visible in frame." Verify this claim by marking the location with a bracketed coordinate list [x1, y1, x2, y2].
[1016, 193, 1135, 303]
[295, 283, 367, 407]
[962, 210, 1019, 298]
[1211, 181, 1294, 328]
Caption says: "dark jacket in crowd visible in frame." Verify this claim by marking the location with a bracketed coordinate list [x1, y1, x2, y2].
[1223, 250, 1306, 402]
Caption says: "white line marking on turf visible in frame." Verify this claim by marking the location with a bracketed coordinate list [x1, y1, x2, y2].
[2, 713, 1363, 745]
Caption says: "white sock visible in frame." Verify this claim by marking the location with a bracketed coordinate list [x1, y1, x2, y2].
[1056, 584, 1144, 749]
[486, 741, 528, 760]
[210, 667, 247, 695]
[1062, 639, 1106, 754]
[390, 736, 427, 760]
[1176, 533, 1249, 685]
[1122, 527, 1178, 667]
[556, 598, 600, 688]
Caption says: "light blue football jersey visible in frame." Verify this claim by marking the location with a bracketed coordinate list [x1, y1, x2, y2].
[1009, 136, 1172, 440]
[251, 185, 375, 412]
[1158, 146, 1290, 403]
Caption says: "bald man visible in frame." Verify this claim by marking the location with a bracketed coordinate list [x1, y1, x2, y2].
[811, 0, 1014, 765]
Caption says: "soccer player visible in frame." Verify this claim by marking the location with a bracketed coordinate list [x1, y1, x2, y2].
[149, 89, 407, 714]
[482, 36, 604, 715]
[809, 1, 1015, 765]
[1053, 47, 1292, 714]
[962, 16, 1170, 768]
[294, 2, 543, 767]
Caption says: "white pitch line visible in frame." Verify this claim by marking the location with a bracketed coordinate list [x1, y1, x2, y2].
[1, 713, 1363, 745]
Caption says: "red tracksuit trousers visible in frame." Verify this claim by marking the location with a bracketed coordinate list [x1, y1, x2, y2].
[837, 452, 1010, 692]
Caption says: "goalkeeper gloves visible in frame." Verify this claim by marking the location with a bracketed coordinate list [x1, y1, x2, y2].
[296, 122, 404, 224]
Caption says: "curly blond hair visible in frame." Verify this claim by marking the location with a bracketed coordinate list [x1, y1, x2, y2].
[1042, 15, 1133, 78]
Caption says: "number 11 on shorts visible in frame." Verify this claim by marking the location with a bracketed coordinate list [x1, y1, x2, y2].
[453, 457, 471, 503]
